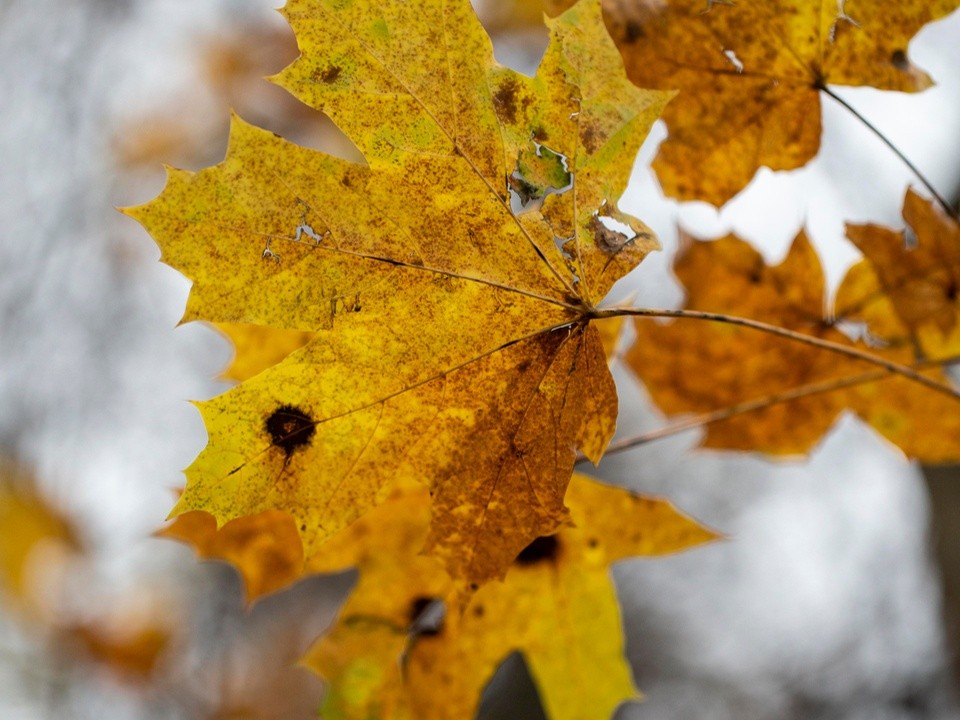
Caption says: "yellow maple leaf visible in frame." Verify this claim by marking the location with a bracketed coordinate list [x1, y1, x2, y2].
[626, 231, 960, 460]
[604, 0, 959, 205]
[213, 322, 315, 383]
[841, 189, 960, 359]
[126, 0, 669, 589]
[301, 473, 716, 720]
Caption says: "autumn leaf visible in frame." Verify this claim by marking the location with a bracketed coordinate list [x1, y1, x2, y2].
[603, 0, 960, 205]
[62, 621, 170, 682]
[126, 0, 670, 589]
[0, 463, 81, 612]
[841, 189, 960, 360]
[214, 322, 315, 383]
[302, 473, 716, 720]
[215, 314, 623, 387]
[159, 509, 304, 602]
[626, 230, 960, 460]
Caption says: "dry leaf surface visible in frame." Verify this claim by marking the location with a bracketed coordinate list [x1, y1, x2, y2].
[605, 0, 960, 204]
[128, 0, 670, 588]
[302, 473, 716, 720]
[627, 230, 960, 460]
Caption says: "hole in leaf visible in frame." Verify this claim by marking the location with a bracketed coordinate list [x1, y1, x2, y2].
[514, 535, 560, 565]
[265, 405, 316, 457]
[508, 141, 571, 215]
[408, 596, 446, 636]
[722, 48, 743, 73]
[891, 49, 909, 70]
[590, 212, 639, 255]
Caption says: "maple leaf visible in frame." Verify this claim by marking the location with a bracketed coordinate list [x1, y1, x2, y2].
[300, 473, 716, 720]
[125, 0, 670, 588]
[841, 189, 960, 360]
[158, 509, 304, 602]
[602, 0, 960, 205]
[214, 322, 315, 383]
[626, 230, 960, 460]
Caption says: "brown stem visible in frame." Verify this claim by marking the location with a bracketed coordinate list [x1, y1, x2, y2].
[590, 306, 960, 401]
[579, 354, 960, 462]
[818, 83, 959, 223]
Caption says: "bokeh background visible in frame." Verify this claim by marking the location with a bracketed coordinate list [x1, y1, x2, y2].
[1, 1, 958, 718]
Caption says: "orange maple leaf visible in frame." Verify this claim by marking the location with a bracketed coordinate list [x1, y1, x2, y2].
[626, 230, 960, 460]
[604, 0, 959, 204]
[841, 188, 960, 359]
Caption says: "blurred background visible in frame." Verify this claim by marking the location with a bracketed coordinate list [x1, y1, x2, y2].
[0, 0, 958, 718]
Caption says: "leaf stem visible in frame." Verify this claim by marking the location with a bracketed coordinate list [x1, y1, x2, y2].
[590, 306, 960, 400]
[581, 354, 960, 460]
[818, 83, 959, 222]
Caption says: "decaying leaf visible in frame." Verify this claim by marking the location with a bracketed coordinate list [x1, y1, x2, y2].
[841, 189, 960, 359]
[302, 473, 716, 720]
[603, 0, 960, 204]
[627, 230, 960, 460]
[127, 0, 669, 589]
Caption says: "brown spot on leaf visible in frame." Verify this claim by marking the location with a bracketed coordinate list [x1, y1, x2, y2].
[581, 123, 601, 154]
[319, 65, 342, 83]
[265, 405, 316, 457]
[493, 78, 520, 124]
[590, 216, 628, 255]
[514, 534, 560, 565]
[409, 596, 445, 636]
[891, 49, 909, 71]
[622, 21, 644, 43]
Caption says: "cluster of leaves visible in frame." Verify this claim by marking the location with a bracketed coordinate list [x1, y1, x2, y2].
[128, 0, 960, 717]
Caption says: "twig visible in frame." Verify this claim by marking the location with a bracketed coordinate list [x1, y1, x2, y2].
[589, 306, 960, 400]
[579, 354, 960, 461]
[818, 83, 959, 222]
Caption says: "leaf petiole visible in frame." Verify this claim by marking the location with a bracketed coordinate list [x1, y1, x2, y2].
[583, 354, 960, 459]
[590, 306, 960, 401]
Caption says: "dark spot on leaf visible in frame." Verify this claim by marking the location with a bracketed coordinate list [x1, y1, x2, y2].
[320, 65, 342, 83]
[623, 21, 644, 43]
[469, 582, 479, 591]
[265, 405, 316, 457]
[473, 604, 485, 618]
[590, 216, 628, 255]
[581, 124, 600, 154]
[515, 535, 560, 565]
[891, 49, 909, 71]
[946, 281, 957, 301]
[516, 360, 531, 373]
[409, 596, 445, 636]
[300, 523, 306, 532]
[493, 78, 519, 124]
[587, 537, 599, 548]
